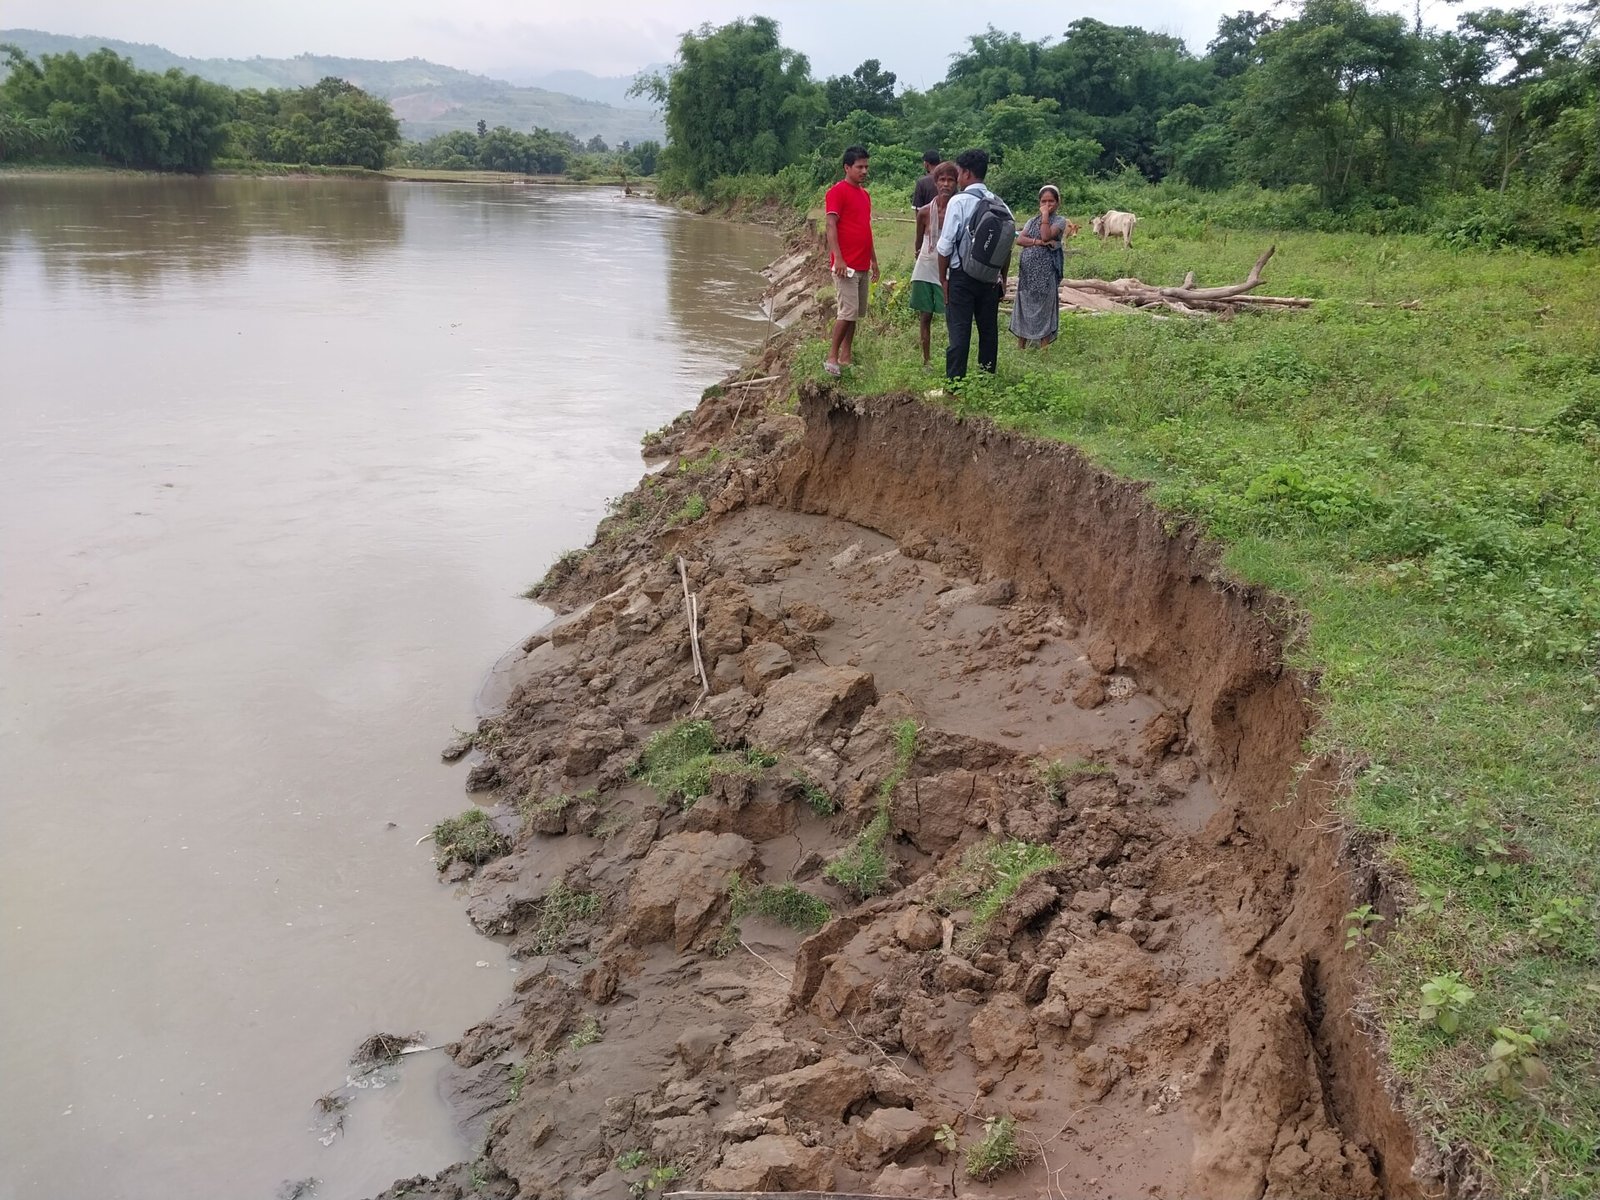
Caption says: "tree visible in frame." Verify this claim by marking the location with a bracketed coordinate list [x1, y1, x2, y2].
[1232, 0, 1423, 203]
[585, 134, 609, 153]
[632, 16, 825, 189]
[0, 47, 232, 170]
[823, 59, 899, 121]
[624, 139, 661, 175]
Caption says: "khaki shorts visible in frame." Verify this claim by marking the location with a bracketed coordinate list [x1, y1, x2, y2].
[836, 271, 870, 320]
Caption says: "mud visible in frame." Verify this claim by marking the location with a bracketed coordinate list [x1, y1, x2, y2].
[372, 251, 1435, 1199]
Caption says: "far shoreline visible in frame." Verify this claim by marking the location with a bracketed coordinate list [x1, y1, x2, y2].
[0, 161, 655, 191]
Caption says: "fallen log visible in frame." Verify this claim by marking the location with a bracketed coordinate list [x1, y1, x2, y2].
[1054, 246, 1303, 318]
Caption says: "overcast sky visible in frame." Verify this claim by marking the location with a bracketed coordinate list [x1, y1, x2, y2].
[4, 0, 1364, 88]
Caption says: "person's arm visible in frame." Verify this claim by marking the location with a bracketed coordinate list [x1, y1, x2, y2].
[936, 195, 966, 301]
[913, 206, 926, 258]
[825, 211, 846, 277]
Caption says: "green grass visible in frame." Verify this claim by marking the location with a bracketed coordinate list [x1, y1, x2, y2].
[964, 1115, 1030, 1182]
[824, 718, 919, 898]
[430, 808, 510, 870]
[718, 876, 833, 953]
[958, 840, 1062, 932]
[671, 493, 708, 524]
[629, 720, 773, 808]
[526, 881, 602, 956]
[824, 215, 1600, 1196]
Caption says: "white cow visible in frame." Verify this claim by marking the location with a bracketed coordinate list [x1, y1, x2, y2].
[1091, 210, 1138, 248]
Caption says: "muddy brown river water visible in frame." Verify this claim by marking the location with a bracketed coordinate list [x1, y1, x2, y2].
[0, 175, 778, 1200]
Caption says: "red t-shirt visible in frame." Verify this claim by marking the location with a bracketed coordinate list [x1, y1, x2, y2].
[825, 179, 874, 272]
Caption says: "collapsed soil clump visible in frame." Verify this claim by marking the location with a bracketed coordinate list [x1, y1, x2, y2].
[373, 253, 1432, 1199]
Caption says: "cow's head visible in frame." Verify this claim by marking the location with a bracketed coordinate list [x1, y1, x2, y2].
[1090, 215, 1105, 236]
[1064, 220, 1081, 238]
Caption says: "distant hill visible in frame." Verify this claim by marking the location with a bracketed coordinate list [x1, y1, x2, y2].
[490, 65, 671, 108]
[0, 29, 665, 145]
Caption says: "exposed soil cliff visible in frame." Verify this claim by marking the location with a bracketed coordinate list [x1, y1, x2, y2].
[372, 252, 1433, 1200]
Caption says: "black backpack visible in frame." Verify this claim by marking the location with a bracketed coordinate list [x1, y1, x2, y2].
[958, 194, 1015, 284]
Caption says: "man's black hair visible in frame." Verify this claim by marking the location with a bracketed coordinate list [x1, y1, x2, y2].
[922, 148, 941, 166]
[842, 145, 870, 166]
[955, 148, 989, 180]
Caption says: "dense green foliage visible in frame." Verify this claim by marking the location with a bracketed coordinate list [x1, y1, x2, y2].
[642, 5, 1599, 237]
[225, 76, 399, 170]
[0, 45, 401, 171]
[824, 216, 1600, 1195]
[0, 45, 231, 170]
[631, 16, 825, 189]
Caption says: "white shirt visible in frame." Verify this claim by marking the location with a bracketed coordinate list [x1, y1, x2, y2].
[935, 182, 1012, 272]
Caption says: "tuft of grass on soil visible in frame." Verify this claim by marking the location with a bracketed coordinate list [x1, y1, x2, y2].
[430, 808, 510, 870]
[1032, 755, 1114, 801]
[718, 875, 832, 954]
[566, 1015, 602, 1050]
[630, 720, 769, 807]
[831, 216, 1600, 1195]
[524, 547, 586, 598]
[957, 839, 1062, 932]
[794, 772, 838, 815]
[824, 719, 919, 898]
[671, 493, 708, 524]
[526, 881, 602, 956]
[964, 1115, 1030, 1182]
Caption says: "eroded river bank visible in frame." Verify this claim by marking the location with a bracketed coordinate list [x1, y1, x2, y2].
[378, 243, 1431, 1199]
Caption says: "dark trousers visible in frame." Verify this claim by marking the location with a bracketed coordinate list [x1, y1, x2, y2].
[945, 271, 1002, 379]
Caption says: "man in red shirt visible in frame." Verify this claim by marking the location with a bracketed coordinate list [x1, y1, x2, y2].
[824, 145, 879, 377]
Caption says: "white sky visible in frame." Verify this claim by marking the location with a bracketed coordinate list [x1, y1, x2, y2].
[1, 0, 1389, 88]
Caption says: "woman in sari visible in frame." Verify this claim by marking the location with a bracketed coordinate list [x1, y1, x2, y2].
[1009, 184, 1069, 349]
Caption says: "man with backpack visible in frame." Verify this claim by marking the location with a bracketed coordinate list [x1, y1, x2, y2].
[936, 148, 1014, 380]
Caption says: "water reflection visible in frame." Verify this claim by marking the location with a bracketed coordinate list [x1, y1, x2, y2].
[0, 175, 403, 295]
[0, 177, 776, 1200]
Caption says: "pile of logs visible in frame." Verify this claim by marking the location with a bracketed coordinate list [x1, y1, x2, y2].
[1039, 246, 1314, 318]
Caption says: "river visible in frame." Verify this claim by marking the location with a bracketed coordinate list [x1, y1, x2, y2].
[0, 175, 779, 1200]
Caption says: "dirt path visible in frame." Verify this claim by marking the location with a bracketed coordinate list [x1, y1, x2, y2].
[372, 260, 1431, 1200]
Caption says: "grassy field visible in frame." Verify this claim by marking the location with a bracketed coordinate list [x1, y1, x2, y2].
[816, 215, 1600, 1196]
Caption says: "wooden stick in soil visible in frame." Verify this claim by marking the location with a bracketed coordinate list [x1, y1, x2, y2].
[677, 555, 710, 700]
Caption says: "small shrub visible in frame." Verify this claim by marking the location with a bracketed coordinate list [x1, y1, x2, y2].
[1418, 972, 1476, 1035]
[1343, 904, 1384, 951]
[507, 1060, 528, 1100]
[1482, 1012, 1564, 1098]
[615, 1149, 648, 1172]
[964, 1115, 1029, 1181]
[431, 808, 509, 870]
[1527, 896, 1590, 954]
[628, 1164, 681, 1199]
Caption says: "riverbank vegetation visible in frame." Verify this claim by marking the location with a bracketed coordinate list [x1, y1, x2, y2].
[0, 45, 400, 171]
[0, 43, 654, 182]
[814, 212, 1600, 1195]
[635, 7, 1598, 247]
